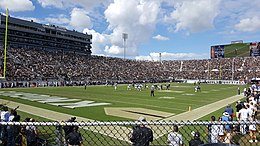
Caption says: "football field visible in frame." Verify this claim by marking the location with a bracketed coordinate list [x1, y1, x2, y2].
[0, 83, 244, 121]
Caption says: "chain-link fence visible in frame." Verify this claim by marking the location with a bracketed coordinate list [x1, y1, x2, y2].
[0, 121, 259, 146]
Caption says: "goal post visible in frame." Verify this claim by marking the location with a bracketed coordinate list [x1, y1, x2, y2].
[0, 8, 8, 79]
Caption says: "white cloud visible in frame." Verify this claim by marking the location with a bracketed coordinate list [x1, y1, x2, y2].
[0, 0, 34, 12]
[104, 45, 122, 55]
[153, 35, 169, 41]
[164, 0, 220, 33]
[37, 0, 109, 10]
[37, 0, 64, 8]
[16, 16, 41, 23]
[45, 14, 70, 25]
[35, 0, 222, 59]
[135, 55, 154, 61]
[104, 0, 161, 56]
[235, 16, 260, 32]
[217, 0, 260, 34]
[83, 28, 110, 55]
[70, 8, 93, 30]
[62, 0, 162, 57]
[135, 52, 208, 61]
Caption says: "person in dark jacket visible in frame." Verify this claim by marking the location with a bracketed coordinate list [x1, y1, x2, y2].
[63, 117, 77, 139]
[189, 132, 204, 146]
[66, 126, 83, 146]
[130, 116, 153, 146]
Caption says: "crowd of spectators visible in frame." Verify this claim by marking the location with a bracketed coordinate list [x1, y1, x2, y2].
[0, 47, 259, 84]
[128, 83, 260, 146]
[0, 105, 40, 146]
[0, 105, 84, 146]
[207, 84, 260, 144]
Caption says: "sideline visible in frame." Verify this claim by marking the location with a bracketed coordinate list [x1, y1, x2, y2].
[165, 94, 244, 121]
[0, 94, 245, 142]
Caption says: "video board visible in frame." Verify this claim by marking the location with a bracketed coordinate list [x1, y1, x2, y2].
[211, 42, 260, 59]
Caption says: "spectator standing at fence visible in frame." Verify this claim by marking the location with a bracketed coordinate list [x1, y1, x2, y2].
[56, 123, 63, 146]
[248, 117, 257, 143]
[168, 125, 183, 146]
[224, 104, 234, 120]
[235, 100, 242, 120]
[209, 116, 219, 143]
[221, 112, 232, 132]
[217, 117, 225, 143]
[221, 112, 233, 143]
[247, 87, 251, 97]
[63, 117, 77, 142]
[223, 132, 232, 144]
[0, 106, 8, 144]
[15, 127, 27, 146]
[66, 126, 83, 146]
[6, 109, 18, 146]
[238, 105, 248, 135]
[130, 116, 153, 146]
[189, 131, 203, 146]
[26, 118, 38, 146]
[246, 104, 254, 122]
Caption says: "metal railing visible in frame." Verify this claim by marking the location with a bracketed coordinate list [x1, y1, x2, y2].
[0, 121, 259, 146]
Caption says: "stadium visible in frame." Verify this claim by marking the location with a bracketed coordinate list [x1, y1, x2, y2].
[0, 8, 260, 146]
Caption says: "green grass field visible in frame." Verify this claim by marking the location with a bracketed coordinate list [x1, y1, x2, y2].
[1, 83, 255, 146]
[0, 83, 244, 121]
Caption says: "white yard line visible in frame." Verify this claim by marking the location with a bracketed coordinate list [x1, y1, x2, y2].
[0, 94, 245, 142]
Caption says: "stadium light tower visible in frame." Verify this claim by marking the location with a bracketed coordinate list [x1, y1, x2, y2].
[122, 33, 128, 59]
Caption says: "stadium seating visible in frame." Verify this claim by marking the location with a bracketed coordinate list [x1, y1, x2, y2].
[0, 47, 259, 83]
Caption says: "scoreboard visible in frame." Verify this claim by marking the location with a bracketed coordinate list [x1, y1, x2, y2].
[211, 42, 260, 59]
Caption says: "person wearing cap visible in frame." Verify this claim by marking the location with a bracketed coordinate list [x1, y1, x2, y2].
[221, 112, 232, 132]
[224, 104, 234, 120]
[189, 132, 204, 146]
[130, 116, 153, 146]
[168, 125, 183, 146]
[220, 112, 233, 143]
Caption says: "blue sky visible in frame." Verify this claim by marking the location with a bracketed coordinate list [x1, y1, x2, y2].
[0, 0, 260, 60]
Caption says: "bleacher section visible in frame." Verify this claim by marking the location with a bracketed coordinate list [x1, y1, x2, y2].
[1, 47, 258, 82]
